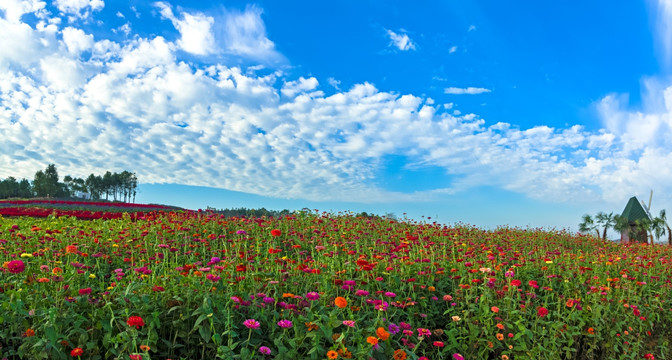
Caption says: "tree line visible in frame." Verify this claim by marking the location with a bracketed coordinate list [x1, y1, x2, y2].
[0, 164, 138, 202]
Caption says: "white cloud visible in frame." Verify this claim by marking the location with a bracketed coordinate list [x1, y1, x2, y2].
[54, 0, 104, 19]
[0, 0, 46, 22]
[1, 9, 672, 213]
[468, 25, 476, 32]
[449, 46, 457, 53]
[327, 77, 341, 90]
[386, 29, 416, 51]
[61, 26, 93, 54]
[445, 87, 491, 95]
[154, 2, 215, 56]
[653, 0, 672, 66]
[216, 5, 282, 62]
[281, 77, 319, 97]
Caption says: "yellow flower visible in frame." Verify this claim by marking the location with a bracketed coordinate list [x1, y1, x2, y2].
[20, 253, 33, 258]
[89, 274, 96, 279]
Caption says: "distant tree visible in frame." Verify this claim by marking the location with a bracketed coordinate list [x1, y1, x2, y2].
[33, 164, 65, 198]
[578, 214, 600, 238]
[595, 212, 615, 241]
[18, 178, 32, 197]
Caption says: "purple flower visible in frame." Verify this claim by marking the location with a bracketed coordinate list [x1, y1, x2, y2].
[210, 257, 221, 263]
[259, 346, 271, 355]
[277, 320, 293, 328]
[243, 319, 260, 329]
[236, 230, 247, 235]
[388, 323, 400, 335]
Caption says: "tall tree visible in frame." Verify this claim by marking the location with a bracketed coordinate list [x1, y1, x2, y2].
[579, 214, 599, 238]
[595, 212, 615, 241]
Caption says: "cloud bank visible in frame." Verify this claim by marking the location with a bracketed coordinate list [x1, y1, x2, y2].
[0, 1, 671, 210]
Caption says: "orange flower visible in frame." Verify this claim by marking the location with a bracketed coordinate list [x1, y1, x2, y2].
[566, 299, 575, 308]
[327, 350, 338, 359]
[25, 328, 35, 337]
[65, 245, 78, 254]
[491, 306, 499, 313]
[283, 293, 295, 298]
[496, 333, 504, 341]
[335, 296, 348, 308]
[587, 327, 595, 334]
[393, 349, 407, 360]
[139, 345, 151, 352]
[376, 327, 390, 341]
[366, 336, 378, 345]
[428, 286, 436, 292]
[305, 322, 318, 331]
[496, 323, 504, 330]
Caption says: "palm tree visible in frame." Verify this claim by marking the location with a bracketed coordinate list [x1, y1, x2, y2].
[595, 212, 615, 241]
[579, 214, 600, 238]
[652, 209, 671, 246]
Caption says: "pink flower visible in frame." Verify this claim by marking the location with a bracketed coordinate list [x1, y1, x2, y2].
[306, 292, 320, 301]
[7, 260, 25, 274]
[243, 319, 260, 329]
[537, 307, 549, 317]
[433, 341, 445, 347]
[453, 354, 464, 360]
[259, 346, 271, 355]
[277, 320, 293, 328]
[528, 280, 539, 289]
[342, 320, 356, 327]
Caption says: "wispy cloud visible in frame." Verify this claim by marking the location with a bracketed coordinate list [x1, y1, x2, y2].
[386, 29, 416, 51]
[444, 87, 491, 95]
[216, 5, 282, 62]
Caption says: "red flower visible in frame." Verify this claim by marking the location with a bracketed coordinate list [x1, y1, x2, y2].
[78, 288, 92, 295]
[271, 229, 282, 237]
[70, 347, 84, 357]
[537, 307, 549, 317]
[127, 316, 145, 328]
[7, 260, 25, 274]
[510, 279, 522, 287]
[129, 355, 143, 360]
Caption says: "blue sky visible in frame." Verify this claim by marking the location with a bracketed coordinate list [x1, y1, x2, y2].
[1, 0, 672, 232]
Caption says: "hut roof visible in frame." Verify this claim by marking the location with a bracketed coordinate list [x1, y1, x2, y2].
[620, 196, 650, 224]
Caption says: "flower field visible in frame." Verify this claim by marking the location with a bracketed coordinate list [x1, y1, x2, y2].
[1, 207, 672, 359]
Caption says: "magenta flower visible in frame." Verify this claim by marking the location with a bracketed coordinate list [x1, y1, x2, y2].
[306, 292, 320, 301]
[7, 260, 25, 274]
[243, 319, 260, 329]
[453, 354, 464, 360]
[384, 291, 396, 298]
[277, 320, 293, 328]
[259, 346, 271, 355]
[355, 289, 369, 296]
[342, 320, 356, 327]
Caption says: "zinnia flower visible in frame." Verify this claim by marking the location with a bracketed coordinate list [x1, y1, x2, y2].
[366, 336, 378, 345]
[537, 307, 549, 317]
[376, 327, 390, 341]
[491, 306, 499, 313]
[243, 319, 260, 329]
[433, 341, 445, 347]
[277, 320, 293, 328]
[259, 346, 271, 355]
[70, 348, 83, 357]
[342, 320, 356, 327]
[127, 316, 145, 329]
[393, 349, 407, 360]
[327, 350, 338, 359]
[7, 260, 25, 274]
[334, 296, 348, 308]
[306, 291, 320, 300]
[271, 229, 282, 236]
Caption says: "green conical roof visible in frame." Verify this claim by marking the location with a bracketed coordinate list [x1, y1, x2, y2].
[621, 196, 650, 223]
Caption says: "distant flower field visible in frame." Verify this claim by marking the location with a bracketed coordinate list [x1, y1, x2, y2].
[0, 204, 671, 359]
